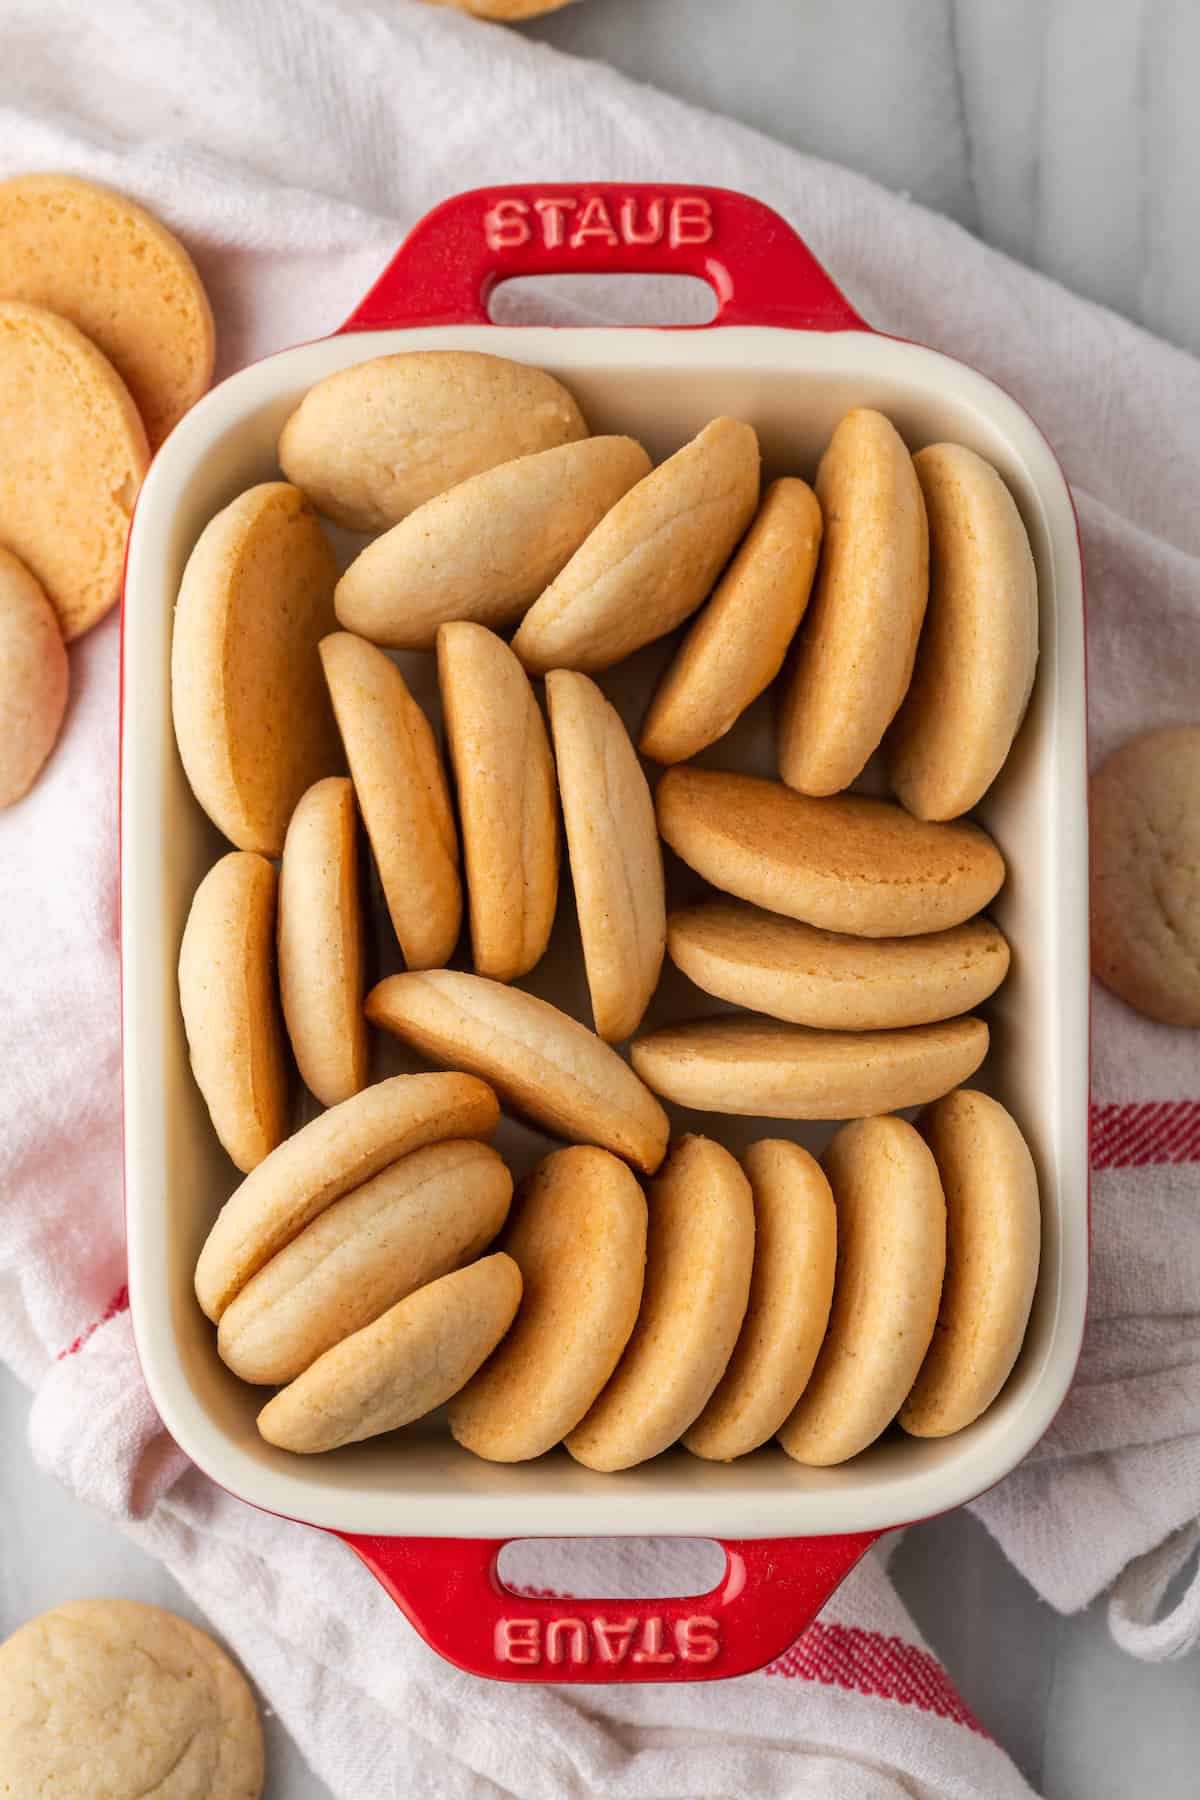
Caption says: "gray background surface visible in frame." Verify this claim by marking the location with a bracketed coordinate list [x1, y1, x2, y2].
[5, 2, 1199, 1794]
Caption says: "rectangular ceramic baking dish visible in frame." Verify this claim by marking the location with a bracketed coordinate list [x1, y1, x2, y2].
[122, 184, 1089, 1683]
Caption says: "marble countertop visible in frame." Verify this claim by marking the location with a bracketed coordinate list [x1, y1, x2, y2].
[529, 0, 1200, 360]
[5, 3, 1199, 1795]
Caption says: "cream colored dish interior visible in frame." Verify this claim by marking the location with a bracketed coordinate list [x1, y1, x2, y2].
[122, 323, 1089, 1539]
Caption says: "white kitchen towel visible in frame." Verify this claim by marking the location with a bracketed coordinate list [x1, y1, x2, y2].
[1, 0, 1199, 1791]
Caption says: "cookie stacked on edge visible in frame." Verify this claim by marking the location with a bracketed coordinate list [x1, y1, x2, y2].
[0, 173, 215, 807]
[173, 353, 1046, 1474]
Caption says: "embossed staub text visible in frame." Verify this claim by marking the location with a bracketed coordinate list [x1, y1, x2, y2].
[494, 1612, 720, 1667]
[484, 193, 714, 253]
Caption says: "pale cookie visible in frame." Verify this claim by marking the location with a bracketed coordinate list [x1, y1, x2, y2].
[219, 1139, 512, 1384]
[178, 852, 289, 1174]
[667, 900, 1010, 1030]
[566, 1135, 754, 1471]
[640, 477, 822, 764]
[421, 0, 576, 17]
[512, 417, 760, 674]
[449, 1146, 647, 1461]
[631, 1015, 989, 1119]
[546, 669, 666, 1040]
[1089, 725, 1200, 1026]
[685, 1140, 836, 1461]
[888, 443, 1039, 820]
[0, 545, 68, 808]
[0, 172, 214, 447]
[257, 1253, 522, 1453]
[0, 300, 148, 641]
[779, 408, 929, 795]
[437, 622, 558, 983]
[171, 483, 340, 854]
[901, 1090, 1041, 1437]
[0, 1599, 263, 1800]
[195, 1071, 499, 1321]
[366, 971, 670, 1173]
[321, 631, 462, 970]
[278, 777, 367, 1106]
[780, 1116, 946, 1466]
[336, 437, 650, 648]
[657, 767, 1005, 937]
[279, 349, 587, 533]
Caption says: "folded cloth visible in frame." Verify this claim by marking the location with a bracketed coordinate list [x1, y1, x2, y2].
[30, 1310, 1035, 1800]
[2, 1, 1199, 1793]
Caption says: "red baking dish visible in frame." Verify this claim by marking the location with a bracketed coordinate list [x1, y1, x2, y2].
[121, 184, 1089, 1682]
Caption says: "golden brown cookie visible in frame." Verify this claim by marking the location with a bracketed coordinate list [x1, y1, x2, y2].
[779, 408, 929, 795]
[901, 1090, 1041, 1437]
[277, 777, 367, 1106]
[421, 0, 576, 17]
[1089, 725, 1200, 1026]
[0, 1599, 263, 1800]
[566, 1135, 754, 1470]
[512, 417, 760, 674]
[257, 1254, 522, 1453]
[321, 631, 462, 971]
[448, 1146, 647, 1461]
[171, 483, 341, 855]
[657, 767, 1006, 937]
[888, 443, 1039, 820]
[437, 622, 558, 983]
[0, 172, 214, 446]
[0, 300, 148, 641]
[630, 1015, 989, 1119]
[685, 1140, 836, 1462]
[546, 669, 665, 1040]
[178, 851, 290, 1174]
[279, 349, 587, 532]
[780, 1116, 946, 1466]
[639, 477, 822, 764]
[667, 900, 1010, 1029]
[218, 1139, 513, 1384]
[194, 1071, 499, 1321]
[366, 971, 670, 1173]
[0, 545, 68, 808]
[336, 437, 650, 648]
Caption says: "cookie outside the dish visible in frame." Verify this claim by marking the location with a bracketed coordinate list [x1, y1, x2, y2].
[1089, 725, 1200, 1027]
[0, 172, 214, 447]
[0, 1599, 263, 1800]
[0, 545, 68, 808]
[0, 300, 148, 641]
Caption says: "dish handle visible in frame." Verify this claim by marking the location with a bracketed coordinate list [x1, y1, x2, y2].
[339, 183, 869, 334]
[334, 1530, 880, 1683]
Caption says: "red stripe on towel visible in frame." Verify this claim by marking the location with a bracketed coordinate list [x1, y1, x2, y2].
[508, 1584, 983, 1730]
[1091, 1101, 1200, 1168]
[56, 1284, 129, 1360]
[765, 1621, 986, 1733]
